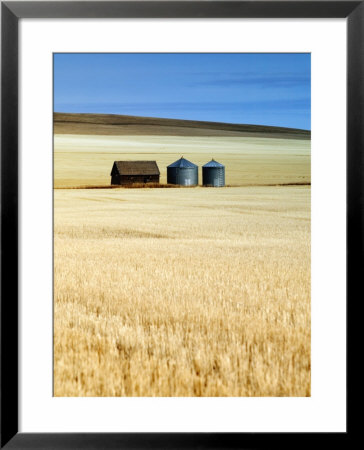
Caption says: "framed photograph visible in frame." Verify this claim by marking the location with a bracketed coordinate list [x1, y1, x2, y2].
[1, 1, 358, 448]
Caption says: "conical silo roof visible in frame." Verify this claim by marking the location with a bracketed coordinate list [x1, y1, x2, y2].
[167, 157, 197, 168]
[203, 159, 225, 168]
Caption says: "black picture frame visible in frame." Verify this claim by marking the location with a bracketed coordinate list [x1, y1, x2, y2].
[1, 1, 359, 448]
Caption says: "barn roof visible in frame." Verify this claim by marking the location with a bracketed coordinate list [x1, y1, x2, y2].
[112, 161, 160, 176]
[203, 159, 225, 168]
[167, 157, 197, 169]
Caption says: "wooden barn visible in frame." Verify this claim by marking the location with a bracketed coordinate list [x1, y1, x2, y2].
[110, 161, 160, 185]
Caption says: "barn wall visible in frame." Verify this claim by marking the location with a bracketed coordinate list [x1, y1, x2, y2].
[120, 175, 160, 185]
[111, 174, 120, 185]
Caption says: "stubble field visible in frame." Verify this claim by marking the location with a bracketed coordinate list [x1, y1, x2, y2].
[54, 134, 310, 188]
[54, 124, 310, 396]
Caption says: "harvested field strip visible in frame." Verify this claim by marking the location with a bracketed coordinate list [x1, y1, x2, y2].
[54, 182, 311, 190]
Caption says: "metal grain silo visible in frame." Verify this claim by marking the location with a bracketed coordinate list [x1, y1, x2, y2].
[202, 159, 225, 187]
[167, 157, 198, 186]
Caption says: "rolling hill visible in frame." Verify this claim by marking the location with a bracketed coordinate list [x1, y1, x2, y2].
[54, 112, 311, 140]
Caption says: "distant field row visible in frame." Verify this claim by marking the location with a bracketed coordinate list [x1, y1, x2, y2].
[54, 112, 311, 139]
[54, 134, 311, 188]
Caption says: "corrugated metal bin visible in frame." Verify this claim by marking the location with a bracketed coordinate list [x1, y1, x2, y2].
[202, 159, 225, 187]
[167, 157, 198, 186]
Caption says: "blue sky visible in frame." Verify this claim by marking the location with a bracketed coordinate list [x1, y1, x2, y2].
[54, 53, 311, 130]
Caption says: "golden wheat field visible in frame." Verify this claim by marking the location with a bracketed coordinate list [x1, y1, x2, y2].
[54, 181, 311, 396]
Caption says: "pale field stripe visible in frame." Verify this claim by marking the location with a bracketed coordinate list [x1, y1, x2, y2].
[54, 135, 311, 187]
